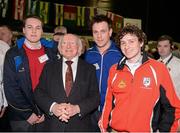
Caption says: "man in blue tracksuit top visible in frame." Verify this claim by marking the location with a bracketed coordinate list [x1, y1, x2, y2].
[84, 14, 123, 131]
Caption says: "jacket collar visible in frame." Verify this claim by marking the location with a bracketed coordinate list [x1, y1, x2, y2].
[16, 37, 54, 49]
[89, 40, 119, 52]
[117, 52, 149, 70]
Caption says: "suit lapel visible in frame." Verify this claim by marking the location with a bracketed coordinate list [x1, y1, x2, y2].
[56, 59, 67, 97]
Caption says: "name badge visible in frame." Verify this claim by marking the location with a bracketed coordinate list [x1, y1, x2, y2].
[38, 54, 49, 63]
[93, 63, 100, 70]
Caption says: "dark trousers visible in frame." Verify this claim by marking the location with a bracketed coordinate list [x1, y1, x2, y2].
[10, 120, 45, 132]
[91, 110, 101, 132]
[0, 108, 11, 131]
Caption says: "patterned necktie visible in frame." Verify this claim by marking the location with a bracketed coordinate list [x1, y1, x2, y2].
[65, 61, 73, 96]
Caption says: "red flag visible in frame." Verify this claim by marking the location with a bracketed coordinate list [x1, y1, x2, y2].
[63, 5, 77, 26]
[112, 15, 123, 33]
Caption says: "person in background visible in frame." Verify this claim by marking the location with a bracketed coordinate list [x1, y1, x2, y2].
[53, 26, 67, 56]
[172, 44, 180, 58]
[0, 40, 10, 131]
[84, 14, 123, 131]
[0, 25, 13, 47]
[34, 33, 100, 131]
[53, 26, 67, 43]
[157, 35, 180, 99]
[3, 15, 57, 131]
[99, 25, 180, 132]
[80, 36, 89, 59]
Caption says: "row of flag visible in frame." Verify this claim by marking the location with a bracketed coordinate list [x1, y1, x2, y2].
[0, 0, 124, 32]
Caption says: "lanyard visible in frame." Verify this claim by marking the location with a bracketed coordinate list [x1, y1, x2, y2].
[165, 55, 173, 66]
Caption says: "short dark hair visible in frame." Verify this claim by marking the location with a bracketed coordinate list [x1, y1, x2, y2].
[23, 15, 44, 27]
[91, 14, 112, 29]
[157, 35, 174, 46]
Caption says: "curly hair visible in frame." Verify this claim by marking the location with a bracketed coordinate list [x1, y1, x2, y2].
[116, 25, 147, 44]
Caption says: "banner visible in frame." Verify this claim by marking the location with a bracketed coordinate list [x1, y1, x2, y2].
[85, 7, 97, 29]
[54, 3, 63, 25]
[39, 1, 50, 24]
[77, 6, 85, 27]
[97, 8, 107, 16]
[63, 5, 77, 26]
[3, 0, 125, 34]
[31, 0, 39, 15]
[25, 0, 32, 16]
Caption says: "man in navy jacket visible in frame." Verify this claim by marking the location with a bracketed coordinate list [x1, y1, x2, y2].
[3, 15, 57, 131]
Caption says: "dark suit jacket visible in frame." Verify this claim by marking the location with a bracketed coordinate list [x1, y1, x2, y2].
[34, 58, 100, 132]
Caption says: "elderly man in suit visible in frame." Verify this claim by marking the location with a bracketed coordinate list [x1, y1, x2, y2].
[34, 33, 100, 132]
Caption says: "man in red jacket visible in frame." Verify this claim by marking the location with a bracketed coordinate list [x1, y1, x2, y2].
[99, 25, 180, 132]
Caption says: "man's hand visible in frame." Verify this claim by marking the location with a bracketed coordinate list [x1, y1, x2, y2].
[27, 113, 40, 125]
[51, 103, 80, 122]
[36, 114, 45, 124]
[65, 103, 80, 117]
[0, 106, 6, 118]
[51, 103, 69, 117]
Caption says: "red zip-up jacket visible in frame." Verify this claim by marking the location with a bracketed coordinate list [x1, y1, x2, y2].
[99, 54, 180, 132]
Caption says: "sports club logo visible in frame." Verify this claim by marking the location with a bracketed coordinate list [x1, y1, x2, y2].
[118, 80, 126, 89]
[143, 77, 151, 87]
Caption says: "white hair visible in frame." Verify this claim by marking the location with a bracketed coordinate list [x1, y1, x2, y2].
[58, 34, 83, 56]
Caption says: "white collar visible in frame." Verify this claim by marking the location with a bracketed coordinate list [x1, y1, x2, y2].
[160, 53, 173, 63]
[63, 56, 79, 64]
[24, 39, 41, 50]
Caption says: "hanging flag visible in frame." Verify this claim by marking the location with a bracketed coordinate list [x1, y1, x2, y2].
[39, 1, 50, 24]
[113, 15, 123, 33]
[31, 0, 39, 15]
[13, 0, 26, 20]
[97, 8, 107, 16]
[63, 5, 77, 27]
[54, 3, 63, 26]
[0, 0, 8, 18]
[107, 11, 114, 22]
[25, 0, 32, 16]
[77, 6, 85, 27]
[85, 7, 97, 29]
[89, 7, 97, 21]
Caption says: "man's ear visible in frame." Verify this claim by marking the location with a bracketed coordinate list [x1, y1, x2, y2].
[171, 45, 174, 50]
[109, 28, 113, 37]
[22, 28, 25, 34]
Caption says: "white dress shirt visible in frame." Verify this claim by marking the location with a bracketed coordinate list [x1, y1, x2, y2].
[126, 56, 142, 76]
